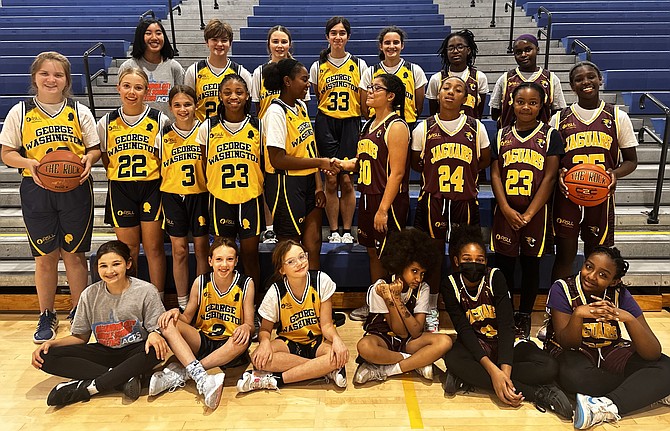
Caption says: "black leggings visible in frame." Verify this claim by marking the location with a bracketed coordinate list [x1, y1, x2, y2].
[495, 254, 540, 314]
[40, 342, 162, 392]
[444, 339, 558, 402]
[556, 350, 670, 415]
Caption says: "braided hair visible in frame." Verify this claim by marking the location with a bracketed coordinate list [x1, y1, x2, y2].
[437, 29, 478, 71]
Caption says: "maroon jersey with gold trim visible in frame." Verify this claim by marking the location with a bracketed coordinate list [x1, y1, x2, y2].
[357, 113, 410, 195]
[420, 114, 480, 200]
[500, 67, 553, 128]
[444, 268, 500, 340]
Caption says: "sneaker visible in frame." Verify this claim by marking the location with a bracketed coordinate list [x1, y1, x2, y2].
[574, 393, 620, 429]
[353, 362, 387, 384]
[533, 384, 573, 419]
[328, 232, 342, 243]
[424, 308, 440, 333]
[122, 376, 141, 401]
[33, 309, 58, 344]
[341, 232, 355, 244]
[415, 364, 434, 380]
[252, 313, 261, 342]
[67, 306, 77, 324]
[197, 372, 225, 410]
[349, 305, 369, 321]
[261, 230, 277, 244]
[443, 370, 467, 396]
[514, 312, 532, 340]
[236, 370, 278, 393]
[149, 362, 188, 396]
[659, 394, 670, 406]
[325, 367, 347, 388]
[536, 319, 549, 342]
[47, 379, 91, 406]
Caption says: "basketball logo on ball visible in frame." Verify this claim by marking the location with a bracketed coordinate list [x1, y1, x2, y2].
[564, 164, 612, 207]
[35, 150, 85, 193]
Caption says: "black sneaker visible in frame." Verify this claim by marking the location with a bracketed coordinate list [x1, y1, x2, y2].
[333, 311, 346, 327]
[122, 376, 141, 401]
[514, 312, 532, 341]
[443, 370, 466, 396]
[47, 379, 92, 406]
[534, 384, 573, 419]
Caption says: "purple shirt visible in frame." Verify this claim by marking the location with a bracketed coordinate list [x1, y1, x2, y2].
[547, 278, 642, 318]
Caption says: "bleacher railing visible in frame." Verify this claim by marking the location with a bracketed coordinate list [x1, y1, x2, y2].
[197, 0, 220, 30]
[536, 7, 552, 70]
[570, 39, 592, 62]
[168, 0, 181, 56]
[83, 42, 108, 119]
[504, 0, 517, 53]
[639, 93, 670, 225]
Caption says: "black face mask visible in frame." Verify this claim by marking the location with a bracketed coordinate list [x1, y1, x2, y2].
[459, 262, 486, 283]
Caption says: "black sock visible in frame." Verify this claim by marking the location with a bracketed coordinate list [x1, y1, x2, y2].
[274, 372, 285, 387]
[343, 229, 351, 234]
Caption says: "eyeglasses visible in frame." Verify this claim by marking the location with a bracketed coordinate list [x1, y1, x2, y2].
[447, 44, 468, 53]
[284, 252, 309, 268]
[366, 84, 388, 93]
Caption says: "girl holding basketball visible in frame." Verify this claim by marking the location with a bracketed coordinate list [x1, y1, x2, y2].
[0, 51, 101, 343]
[97, 67, 169, 300]
[159, 85, 209, 311]
[551, 61, 638, 282]
[490, 82, 563, 339]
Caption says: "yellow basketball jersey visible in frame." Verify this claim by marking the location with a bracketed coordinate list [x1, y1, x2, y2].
[104, 108, 161, 181]
[160, 122, 207, 194]
[264, 99, 318, 176]
[20, 98, 85, 177]
[255, 63, 281, 119]
[315, 54, 362, 118]
[369, 60, 418, 122]
[275, 271, 323, 344]
[205, 114, 264, 204]
[194, 271, 250, 340]
[194, 59, 242, 122]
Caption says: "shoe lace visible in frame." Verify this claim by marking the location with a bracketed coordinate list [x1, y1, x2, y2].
[592, 402, 621, 425]
[253, 374, 276, 390]
[37, 311, 54, 331]
[169, 380, 186, 393]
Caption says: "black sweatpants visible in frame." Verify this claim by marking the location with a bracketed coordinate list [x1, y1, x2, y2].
[556, 350, 670, 415]
[495, 254, 540, 314]
[40, 342, 162, 392]
[444, 339, 559, 402]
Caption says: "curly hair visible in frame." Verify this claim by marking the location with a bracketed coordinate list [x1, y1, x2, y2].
[380, 229, 440, 276]
[448, 224, 486, 258]
[216, 73, 252, 119]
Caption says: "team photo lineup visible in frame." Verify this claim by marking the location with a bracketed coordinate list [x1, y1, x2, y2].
[2, 4, 670, 429]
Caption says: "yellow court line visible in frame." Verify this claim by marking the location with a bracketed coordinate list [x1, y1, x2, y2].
[402, 379, 424, 429]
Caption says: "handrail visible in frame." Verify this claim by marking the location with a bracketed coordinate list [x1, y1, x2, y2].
[490, 0, 498, 27]
[214, 0, 220, 10]
[83, 42, 108, 119]
[505, 0, 517, 53]
[639, 93, 670, 225]
[167, 0, 181, 56]
[471, 0, 476, 7]
[139, 9, 155, 22]
[570, 39, 592, 62]
[536, 7, 553, 69]
[198, 0, 205, 29]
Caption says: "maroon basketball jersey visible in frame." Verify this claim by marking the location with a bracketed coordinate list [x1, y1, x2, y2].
[496, 122, 553, 209]
[420, 114, 480, 200]
[357, 113, 410, 195]
[557, 101, 620, 171]
[500, 67, 553, 128]
[444, 268, 500, 340]
[363, 278, 419, 335]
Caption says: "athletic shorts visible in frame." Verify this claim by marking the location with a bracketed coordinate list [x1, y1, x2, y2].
[20, 176, 94, 257]
[105, 179, 162, 228]
[314, 112, 360, 160]
[162, 192, 209, 238]
[209, 194, 265, 239]
[196, 332, 250, 367]
[277, 335, 323, 359]
[552, 190, 615, 248]
[413, 193, 480, 240]
[265, 173, 316, 237]
[491, 203, 550, 257]
[364, 331, 411, 353]
[357, 192, 409, 256]
[551, 341, 635, 375]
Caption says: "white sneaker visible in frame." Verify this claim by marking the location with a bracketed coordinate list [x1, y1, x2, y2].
[415, 364, 433, 380]
[424, 308, 440, 333]
[325, 367, 347, 388]
[658, 394, 670, 406]
[341, 232, 355, 244]
[328, 232, 342, 243]
[197, 372, 225, 410]
[574, 393, 620, 429]
[236, 370, 278, 393]
[149, 362, 187, 396]
[349, 305, 369, 321]
[353, 362, 387, 384]
[261, 230, 278, 244]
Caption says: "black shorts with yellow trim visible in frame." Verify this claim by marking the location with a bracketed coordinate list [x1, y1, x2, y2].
[364, 331, 411, 353]
[276, 335, 323, 359]
[413, 193, 480, 241]
[162, 191, 209, 238]
[491, 203, 549, 257]
[357, 192, 409, 257]
[265, 173, 316, 237]
[314, 112, 361, 159]
[196, 332, 251, 367]
[552, 190, 614, 248]
[209, 194, 265, 239]
[104, 179, 162, 228]
[20, 176, 94, 257]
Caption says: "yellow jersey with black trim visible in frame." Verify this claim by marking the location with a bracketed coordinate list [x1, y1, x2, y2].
[20, 98, 85, 177]
[265, 99, 318, 176]
[205, 114, 263, 204]
[160, 121, 207, 194]
[315, 54, 362, 118]
[194, 271, 250, 341]
[104, 107, 161, 181]
[255, 63, 281, 119]
[194, 59, 242, 122]
[370, 60, 418, 123]
[274, 270, 322, 344]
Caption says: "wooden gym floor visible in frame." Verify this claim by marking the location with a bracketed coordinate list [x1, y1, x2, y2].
[2, 311, 670, 431]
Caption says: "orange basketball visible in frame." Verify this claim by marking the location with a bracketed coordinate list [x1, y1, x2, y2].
[564, 163, 611, 207]
[36, 150, 85, 193]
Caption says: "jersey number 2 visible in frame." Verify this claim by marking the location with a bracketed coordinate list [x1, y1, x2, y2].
[118, 154, 147, 178]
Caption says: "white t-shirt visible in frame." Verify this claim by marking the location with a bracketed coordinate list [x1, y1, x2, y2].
[184, 58, 253, 92]
[367, 277, 430, 315]
[262, 99, 310, 151]
[96, 106, 169, 153]
[426, 68, 489, 100]
[195, 117, 249, 147]
[489, 69, 566, 110]
[358, 59, 428, 91]
[258, 271, 337, 322]
[251, 63, 311, 104]
[309, 53, 368, 85]
[411, 114, 491, 153]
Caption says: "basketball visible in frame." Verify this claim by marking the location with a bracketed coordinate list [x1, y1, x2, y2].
[564, 163, 612, 207]
[35, 150, 85, 193]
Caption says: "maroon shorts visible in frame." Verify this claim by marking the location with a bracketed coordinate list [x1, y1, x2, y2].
[491, 203, 550, 257]
[413, 193, 480, 240]
[357, 192, 409, 257]
[552, 189, 615, 248]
